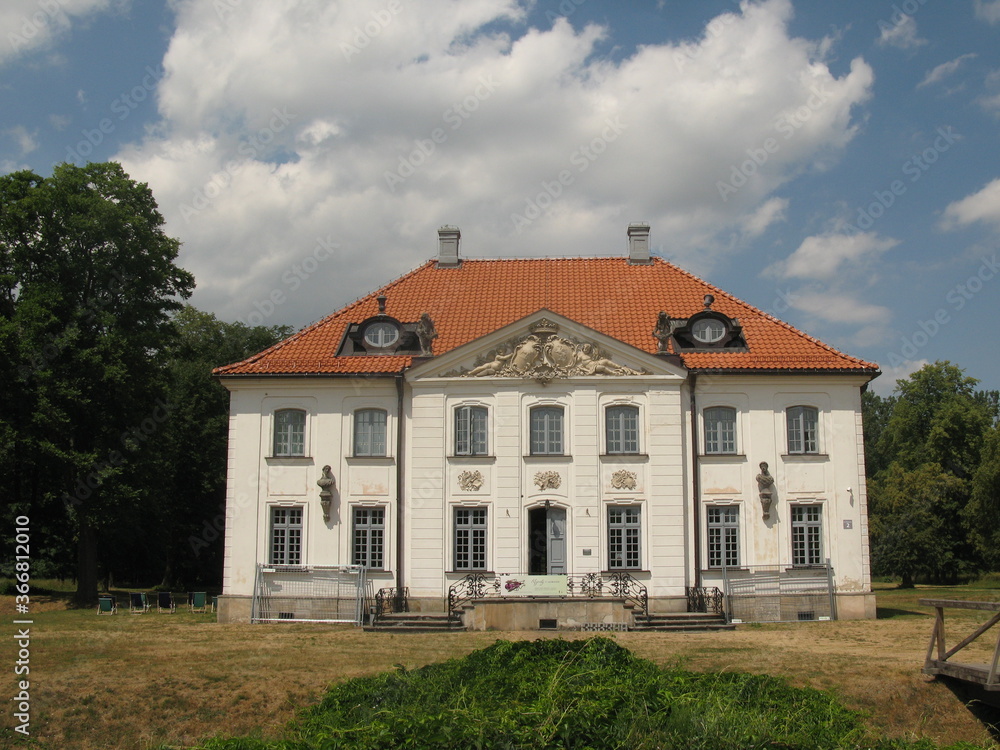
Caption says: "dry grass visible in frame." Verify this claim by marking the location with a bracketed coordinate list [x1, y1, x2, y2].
[2, 582, 999, 750]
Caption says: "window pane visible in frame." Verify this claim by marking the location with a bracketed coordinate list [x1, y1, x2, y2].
[355, 409, 387, 456]
[530, 407, 563, 455]
[606, 405, 639, 453]
[270, 507, 303, 565]
[608, 506, 641, 570]
[274, 410, 305, 456]
[707, 505, 739, 568]
[704, 407, 736, 454]
[454, 508, 488, 570]
[791, 505, 822, 565]
[353, 507, 385, 569]
[455, 406, 488, 455]
[787, 406, 818, 454]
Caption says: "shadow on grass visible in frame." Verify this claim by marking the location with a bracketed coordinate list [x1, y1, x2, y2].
[936, 676, 1000, 742]
[876, 606, 927, 619]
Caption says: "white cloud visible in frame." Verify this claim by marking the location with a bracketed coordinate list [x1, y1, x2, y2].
[974, 0, 1000, 24]
[790, 289, 891, 326]
[769, 231, 898, 280]
[5, 125, 38, 155]
[876, 14, 927, 50]
[0, 0, 123, 66]
[116, 0, 875, 326]
[918, 53, 977, 89]
[869, 358, 929, 396]
[939, 178, 1000, 230]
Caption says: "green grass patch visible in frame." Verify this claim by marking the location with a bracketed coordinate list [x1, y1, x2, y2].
[198, 638, 982, 750]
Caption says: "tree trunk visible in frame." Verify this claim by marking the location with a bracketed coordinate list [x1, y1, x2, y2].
[900, 571, 914, 589]
[74, 515, 99, 606]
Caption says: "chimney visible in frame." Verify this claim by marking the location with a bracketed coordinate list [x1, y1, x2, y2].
[627, 223, 651, 264]
[437, 225, 461, 268]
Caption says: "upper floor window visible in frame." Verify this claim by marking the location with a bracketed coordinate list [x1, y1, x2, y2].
[529, 406, 564, 455]
[354, 408, 387, 457]
[455, 405, 488, 456]
[704, 406, 737, 454]
[786, 406, 819, 454]
[605, 405, 639, 454]
[273, 409, 306, 457]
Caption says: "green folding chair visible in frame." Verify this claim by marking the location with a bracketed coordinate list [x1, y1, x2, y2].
[129, 592, 150, 614]
[97, 595, 116, 615]
[189, 591, 208, 613]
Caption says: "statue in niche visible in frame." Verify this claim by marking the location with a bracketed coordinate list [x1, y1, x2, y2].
[416, 312, 438, 356]
[317, 465, 336, 522]
[756, 461, 774, 520]
[653, 311, 672, 353]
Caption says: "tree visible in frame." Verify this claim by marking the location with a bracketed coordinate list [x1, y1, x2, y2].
[965, 424, 1000, 569]
[0, 163, 194, 603]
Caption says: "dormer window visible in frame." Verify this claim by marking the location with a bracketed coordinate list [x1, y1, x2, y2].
[659, 306, 748, 351]
[363, 321, 400, 349]
[692, 318, 726, 344]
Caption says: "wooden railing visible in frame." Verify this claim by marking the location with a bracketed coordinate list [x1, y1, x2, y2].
[920, 598, 1000, 692]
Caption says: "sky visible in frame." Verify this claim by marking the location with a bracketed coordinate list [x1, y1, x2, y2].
[2, 0, 1000, 397]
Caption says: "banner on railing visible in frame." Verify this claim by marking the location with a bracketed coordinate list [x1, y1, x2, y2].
[498, 574, 568, 597]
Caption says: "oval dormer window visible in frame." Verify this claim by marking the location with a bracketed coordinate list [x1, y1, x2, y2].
[692, 318, 726, 344]
[364, 321, 400, 348]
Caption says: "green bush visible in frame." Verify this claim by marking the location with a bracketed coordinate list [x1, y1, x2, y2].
[199, 638, 983, 750]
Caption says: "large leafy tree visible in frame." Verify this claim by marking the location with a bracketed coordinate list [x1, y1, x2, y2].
[0, 163, 194, 603]
[966, 424, 1000, 569]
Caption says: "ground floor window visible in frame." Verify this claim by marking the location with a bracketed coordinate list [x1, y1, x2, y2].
[707, 505, 740, 568]
[791, 504, 823, 565]
[454, 507, 488, 570]
[608, 506, 641, 570]
[352, 507, 385, 569]
[269, 506, 303, 565]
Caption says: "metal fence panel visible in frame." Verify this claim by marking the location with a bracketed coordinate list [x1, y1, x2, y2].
[724, 561, 835, 623]
[251, 564, 370, 624]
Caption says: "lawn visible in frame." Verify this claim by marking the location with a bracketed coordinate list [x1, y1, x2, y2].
[1, 580, 998, 749]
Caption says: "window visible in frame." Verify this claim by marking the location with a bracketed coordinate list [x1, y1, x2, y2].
[608, 506, 641, 570]
[787, 406, 819, 454]
[692, 318, 726, 343]
[707, 506, 740, 568]
[454, 508, 488, 570]
[530, 406, 564, 455]
[269, 507, 303, 565]
[363, 321, 399, 348]
[455, 405, 488, 456]
[354, 409, 387, 456]
[704, 406, 737, 454]
[606, 405, 639, 454]
[273, 409, 306, 457]
[791, 505, 823, 566]
[352, 507, 385, 569]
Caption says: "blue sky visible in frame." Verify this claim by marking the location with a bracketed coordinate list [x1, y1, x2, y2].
[3, 0, 999, 395]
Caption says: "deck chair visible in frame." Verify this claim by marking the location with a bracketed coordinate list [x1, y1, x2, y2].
[97, 595, 116, 615]
[156, 591, 176, 613]
[129, 592, 150, 614]
[189, 591, 208, 613]
[211, 595, 218, 613]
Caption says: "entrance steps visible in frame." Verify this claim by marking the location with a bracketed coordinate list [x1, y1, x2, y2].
[364, 612, 465, 633]
[631, 611, 734, 632]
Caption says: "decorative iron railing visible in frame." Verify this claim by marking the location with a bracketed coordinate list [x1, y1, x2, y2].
[686, 586, 726, 617]
[447, 572, 648, 623]
[372, 586, 409, 623]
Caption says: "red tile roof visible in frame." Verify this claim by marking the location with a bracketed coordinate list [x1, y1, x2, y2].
[214, 257, 879, 377]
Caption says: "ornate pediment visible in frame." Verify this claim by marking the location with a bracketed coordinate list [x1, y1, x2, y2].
[443, 319, 648, 383]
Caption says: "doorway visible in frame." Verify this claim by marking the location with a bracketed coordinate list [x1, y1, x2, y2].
[528, 506, 566, 575]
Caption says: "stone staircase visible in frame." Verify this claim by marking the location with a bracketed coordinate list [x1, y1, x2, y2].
[363, 612, 466, 633]
[631, 611, 735, 632]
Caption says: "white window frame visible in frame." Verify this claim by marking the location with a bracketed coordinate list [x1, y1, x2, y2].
[453, 506, 489, 571]
[354, 408, 388, 457]
[786, 405, 819, 455]
[269, 505, 304, 565]
[605, 404, 640, 454]
[790, 503, 824, 566]
[703, 406, 737, 455]
[607, 505, 642, 570]
[351, 506, 386, 570]
[272, 408, 307, 457]
[454, 404, 489, 456]
[529, 405, 565, 456]
[706, 504, 740, 568]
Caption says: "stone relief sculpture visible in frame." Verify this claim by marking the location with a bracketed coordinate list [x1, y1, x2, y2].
[449, 319, 647, 383]
[611, 470, 637, 490]
[534, 471, 562, 490]
[458, 470, 484, 492]
[416, 312, 438, 356]
[756, 461, 774, 520]
[317, 465, 336, 522]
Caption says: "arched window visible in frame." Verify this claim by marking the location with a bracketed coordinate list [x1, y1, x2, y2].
[605, 405, 639, 454]
[455, 405, 488, 456]
[273, 409, 306, 457]
[529, 406, 564, 455]
[704, 406, 737, 454]
[354, 409, 388, 456]
[786, 406, 819, 454]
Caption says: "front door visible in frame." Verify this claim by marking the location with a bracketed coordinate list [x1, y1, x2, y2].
[528, 506, 567, 575]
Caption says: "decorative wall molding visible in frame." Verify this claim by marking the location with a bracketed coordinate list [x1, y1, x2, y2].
[611, 469, 637, 490]
[458, 470, 484, 492]
[534, 471, 562, 490]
